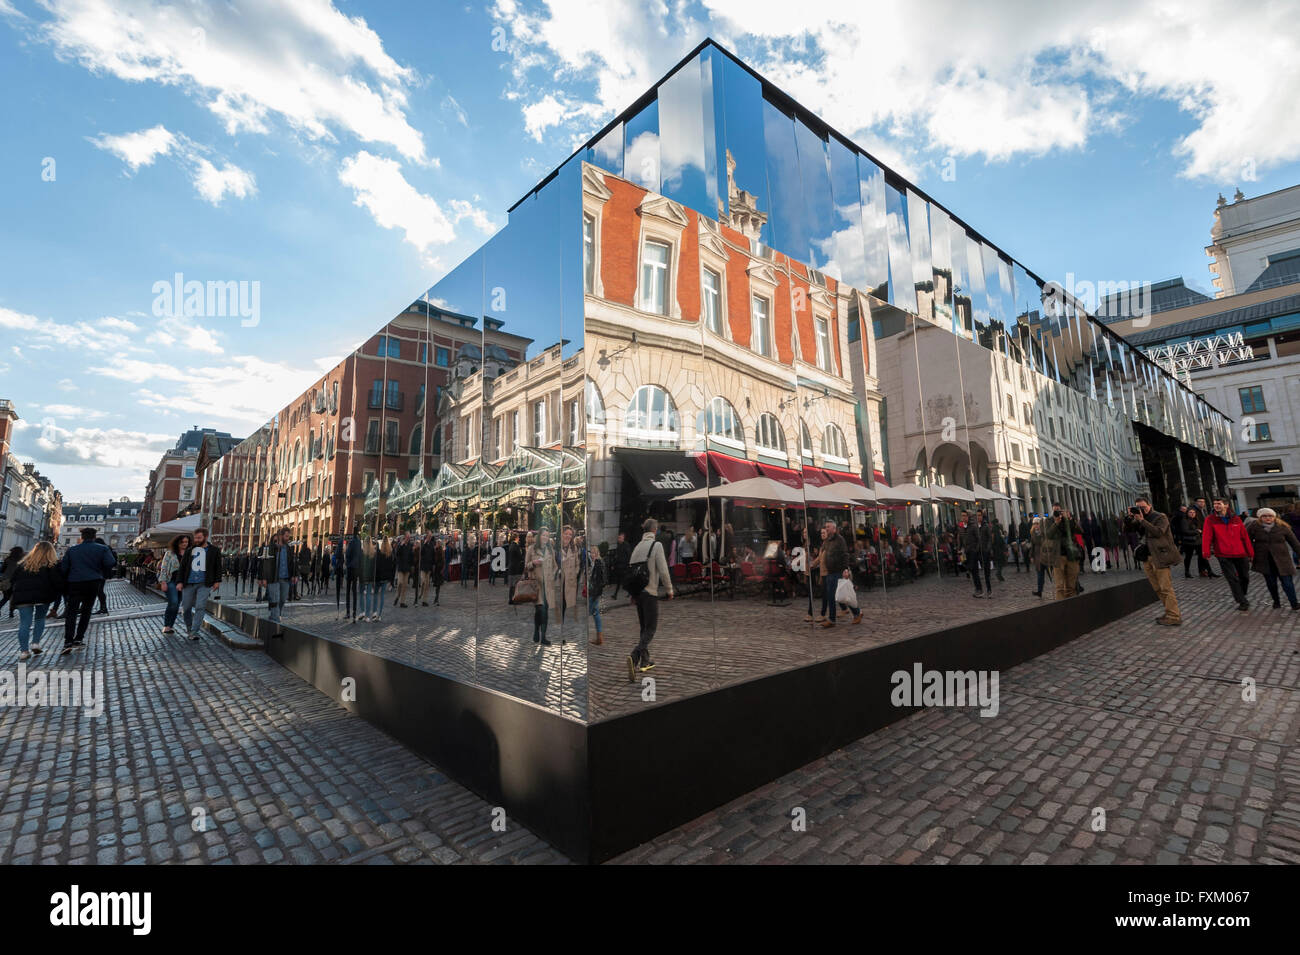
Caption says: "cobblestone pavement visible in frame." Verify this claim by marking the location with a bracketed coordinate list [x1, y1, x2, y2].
[0, 581, 565, 865]
[219, 563, 1144, 721]
[612, 573, 1300, 864]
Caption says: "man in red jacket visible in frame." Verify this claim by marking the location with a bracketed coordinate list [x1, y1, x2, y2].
[1203, 497, 1254, 611]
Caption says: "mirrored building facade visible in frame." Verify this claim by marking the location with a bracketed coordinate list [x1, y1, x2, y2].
[208, 40, 1234, 725]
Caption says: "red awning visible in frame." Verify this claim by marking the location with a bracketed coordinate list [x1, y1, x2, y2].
[694, 450, 760, 486]
[821, 468, 868, 488]
[756, 462, 804, 490]
[800, 467, 833, 487]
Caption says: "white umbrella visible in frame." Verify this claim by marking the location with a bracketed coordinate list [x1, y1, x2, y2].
[806, 481, 877, 505]
[934, 484, 976, 503]
[874, 481, 933, 504]
[971, 482, 1010, 501]
[671, 475, 805, 506]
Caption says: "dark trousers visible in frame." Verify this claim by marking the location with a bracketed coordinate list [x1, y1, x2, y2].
[64, 580, 100, 645]
[823, 574, 838, 623]
[970, 553, 992, 592]
[1263, 572, 1298, 608]
[1182, 545, 1211, 577]
[1218, 556, 1251, 606]
[632, 591, 659, 662]
[96, 578, 108, 613]
[533, 602, 549, 641]
[345, 573, 358, 616]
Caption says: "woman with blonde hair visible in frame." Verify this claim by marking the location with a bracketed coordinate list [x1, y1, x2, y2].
[11, 541, 64, 660]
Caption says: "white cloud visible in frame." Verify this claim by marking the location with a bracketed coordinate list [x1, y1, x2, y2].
[91, 354, 322, 427]
[38, 0, 430, 163]
[38, 403, 109, 420]
[339, 150, 490, 264]
[24, 420, 174, 471]
[190, 156, 256, 204]
[91, 124, 256, 205]
[89, 123, 175, 169]
[0, 306, 135, 352]
[442, 94, 469, 127]
[491, 0, 1300, 182]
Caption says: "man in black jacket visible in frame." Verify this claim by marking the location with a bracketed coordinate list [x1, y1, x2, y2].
[819, 520, 853, 628]
[964, 509, 994, 598]
[60, 527, 117, 653]
[177, 526, 222, 641]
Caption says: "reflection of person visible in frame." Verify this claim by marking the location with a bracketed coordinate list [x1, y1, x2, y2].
[609, 533, 631, 598]
[1127, 496, 1182, 625]
[258, 527, 296, 635]
[588, 549, 606, 646]
[357, 538, 377, 622]
[1203, 497, 1253, 612]
[375, 538, 395, 621]
[526, 528, 559, 646]
[1045, 505, 1082, 601]
[818, 521, 852, 628]
[963, 510, 994, 598]
[345, 530, 361, 620]
[559, 525, 579, 622]
[626, 517, 673, 678]
[1029, 518, 1048, 597]
[505, 533, 524, 604]
[1248, 508, 1300, 610]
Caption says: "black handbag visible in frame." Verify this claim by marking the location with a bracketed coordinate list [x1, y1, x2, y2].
[1134, 542, 1150, 563]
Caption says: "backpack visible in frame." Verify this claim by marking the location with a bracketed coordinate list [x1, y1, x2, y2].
[624, 541, 660, 597]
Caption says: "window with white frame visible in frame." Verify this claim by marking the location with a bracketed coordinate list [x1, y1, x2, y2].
[625, 385, 680, 447]
[641, 239, 671, 315]
[533, 400, 547, 446]
[583, 213, 596, 294]
[702, 267, 722, 334]
[585, 379, 606, 429]
[752, 295, 772, 357]
[814, 316, 832, 371]
[822, 424, 849, 465]
[696, 396, 745, 452]
[755, 413, 787, 456]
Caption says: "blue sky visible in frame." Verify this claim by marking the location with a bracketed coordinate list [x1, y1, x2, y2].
[1, 0, 1298, 502]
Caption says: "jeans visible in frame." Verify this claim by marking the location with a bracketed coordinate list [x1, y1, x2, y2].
[64, 580, 100, 645]
[362, 582, 380, 617]
[164, 581, 180, 629]
[16, 603, 47, 651]
[1262, 572, 1298, 608]
[266, 580, 290, 625]
[180, 583, 212, 635]
[589, 594, 603, 634]
[1217, 556, 1251, 606]
[632, 591, 659, 663]
[823, 574, 838, 622]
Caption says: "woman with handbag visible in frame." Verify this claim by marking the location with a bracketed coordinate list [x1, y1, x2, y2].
[525, 528, 560, 646]
[158, 535, 189, 634]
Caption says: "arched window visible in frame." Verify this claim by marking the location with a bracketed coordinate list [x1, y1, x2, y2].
[409, 424, 423, 456]
[585, 379, 606, 428]
[800, 419, 814, 463]
[823, 424, 849, 464]
[696, 396, 744, 452]
[755, 413, 787, 456]
[625, 385, 680, 447]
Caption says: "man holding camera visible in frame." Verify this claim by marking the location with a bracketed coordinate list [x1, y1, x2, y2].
[1127, 496, 1183, 625]
[1044, 503, 1083, 599]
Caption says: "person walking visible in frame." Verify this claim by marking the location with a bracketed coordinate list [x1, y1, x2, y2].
[1029, 516, 1049, 597]
[258, 527, 296, 636]
[624, 517, 674, 678]
[1177, 504, 1212, 579]
[505, 533, 524, 605]
[818, 519, 856, 627]
[1126, 496, 1183, 626]
[964, 509, 995, 598]
[344, 529, 361, 620]
[419, 533, 436, 606]
[357, 538, 377, 622]
[10, 541, 64, 660]
[157, 534, 190, 634]
[93, 539, 113, 615]
[1203, 497, 1254, 612]
[1247, 507, 1300, 610]
[526, 528, 560, 646]
[59, 527, 116, 654]
[177, 526, 222, 641]
[588, 547, 606, 646]
[374, 538, 395, 622]
[1045, 505, 1083, 600]
[610, 532, 631, 599]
